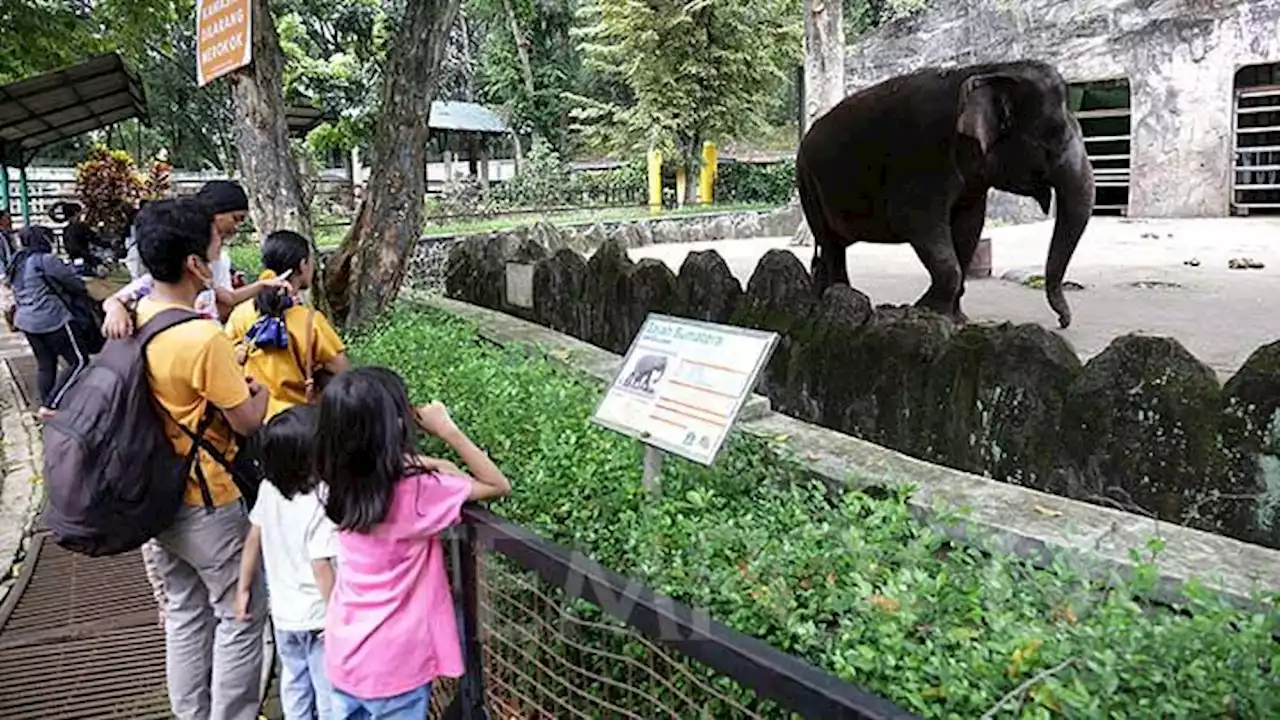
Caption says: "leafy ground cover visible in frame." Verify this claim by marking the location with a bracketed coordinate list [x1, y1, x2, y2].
[348, 306, 1280, 718]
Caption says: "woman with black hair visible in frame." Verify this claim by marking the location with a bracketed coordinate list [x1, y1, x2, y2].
[8, 226, 95, 419]
[225, 229, 350, 419]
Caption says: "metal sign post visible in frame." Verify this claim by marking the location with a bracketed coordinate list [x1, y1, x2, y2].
[592, 314, 779, 499]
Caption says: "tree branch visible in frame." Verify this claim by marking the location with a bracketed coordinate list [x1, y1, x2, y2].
[980, 658, 1078, 720]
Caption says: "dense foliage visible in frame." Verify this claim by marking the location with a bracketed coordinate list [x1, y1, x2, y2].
[714, 159, 797, 206]
[74, 146, 170, 236]
[570, 0, 802, 199]
[348, 307, 1280, 719]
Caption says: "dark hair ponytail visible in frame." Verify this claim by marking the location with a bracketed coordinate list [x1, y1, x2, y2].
[253, 230, 313, 320]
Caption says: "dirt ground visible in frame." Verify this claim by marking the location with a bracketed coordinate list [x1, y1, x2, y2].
[627, 216, 1280, 380]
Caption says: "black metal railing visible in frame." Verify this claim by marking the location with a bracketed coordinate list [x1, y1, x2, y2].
[440, 507, 918, 720]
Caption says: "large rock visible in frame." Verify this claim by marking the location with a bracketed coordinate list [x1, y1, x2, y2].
[529, 220, 565, 252]
[624, 259, 678, 345]
[443, 234, 507, 310]
[674, 250, 743, 324]
[652, 221, 683, 245]
[1063, 335, 1235, 534]
[827, 305, 956, 454]
[582, 238, 636, 354]
[533, 249, 588, 338]
[731, 250, 818, 415]
[927, 323, 1081, 488]
[1221, 341, 1280, 548]
[792, 285, 875, 424]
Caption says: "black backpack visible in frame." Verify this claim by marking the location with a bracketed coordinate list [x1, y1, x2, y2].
[41, 308, 261, 557]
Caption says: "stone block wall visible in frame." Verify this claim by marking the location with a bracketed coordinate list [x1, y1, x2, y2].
[445, 235, 1280, 549]
[401, 205, 802, 296]
[844, 0, 1280, 218]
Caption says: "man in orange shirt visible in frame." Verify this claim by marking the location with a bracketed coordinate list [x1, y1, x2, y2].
[134, 198, 270, 720]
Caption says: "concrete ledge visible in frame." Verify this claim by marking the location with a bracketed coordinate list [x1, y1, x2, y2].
[419, 295, 1280, 607]
[0, 348, 46, 608]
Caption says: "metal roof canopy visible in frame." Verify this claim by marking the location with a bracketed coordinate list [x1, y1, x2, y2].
[0, 53, 148, 168]
[429, 101, 509, 135]
[286, 105, 338, 138]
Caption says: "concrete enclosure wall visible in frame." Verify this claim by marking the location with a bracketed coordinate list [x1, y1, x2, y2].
[843, 0, 1280, 218]
[444, 232, 1280, 550]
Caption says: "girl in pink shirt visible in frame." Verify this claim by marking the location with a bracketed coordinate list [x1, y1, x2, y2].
[316, 366, 510, 717]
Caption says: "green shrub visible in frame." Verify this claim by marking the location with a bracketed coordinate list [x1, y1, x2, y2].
[348, 306, 1280, 719]
[714, 159, 796, 206]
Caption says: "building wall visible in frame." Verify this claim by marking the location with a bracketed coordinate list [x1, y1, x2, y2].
[845, 0, 1280, 218]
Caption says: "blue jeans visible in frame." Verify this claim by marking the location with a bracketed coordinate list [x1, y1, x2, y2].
[276, 627, 332, 720]
[331, 684, 431, 720]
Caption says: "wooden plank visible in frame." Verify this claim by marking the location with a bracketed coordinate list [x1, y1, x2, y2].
[1095, 182, 1131, 188]
[1235, 105, 1280, 115]
[1234, 125, 1280, 134]
[1233, 203, 1280, 208]
[1235, 145, 1280, 154]
[1234, 184, 1280, 190]
[1082, 135, 1131, 143]
[1087, 154, 1131, 161]
[1234, 165, 1280, 172]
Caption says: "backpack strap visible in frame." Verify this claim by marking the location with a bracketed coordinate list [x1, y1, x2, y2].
[137, 307, 205, 348]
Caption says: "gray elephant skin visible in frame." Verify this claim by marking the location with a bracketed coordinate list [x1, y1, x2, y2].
[796, 60, 1095, 328]
[622, 354, 668, 393]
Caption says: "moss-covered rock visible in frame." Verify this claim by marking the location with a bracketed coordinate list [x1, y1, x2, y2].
[1063, 335, 1236, 534]
[533, 248, 588, 338]
[1221, 340, 1280, 548]
[795, 285, 875, 425]
[582, 238, 635, 354]
[625, 259, 678, 346]
[927, 323, 1081, 489]
[830, 305, 956, 455]
[731, 250, 817, 414]
[674, 250, 743, 324]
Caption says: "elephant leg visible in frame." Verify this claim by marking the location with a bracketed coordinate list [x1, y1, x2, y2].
[910, 228, 965, 320]
[949, 194, 987, 322]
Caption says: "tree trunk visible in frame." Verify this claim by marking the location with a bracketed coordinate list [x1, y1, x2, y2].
[325, 0, 463, 326]
[502, 0, 537, 102]
[792, 0, 844, 247]
[228, 0, 312, 239]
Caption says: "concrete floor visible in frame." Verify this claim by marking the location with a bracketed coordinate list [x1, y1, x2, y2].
[627, 216, 1280, 379]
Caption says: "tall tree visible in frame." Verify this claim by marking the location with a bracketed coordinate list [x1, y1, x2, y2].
[471, 0, 579, 151]
[229, 0, 312, 237]
[571, 0, 802, 203]
[325, 0, 462, 325]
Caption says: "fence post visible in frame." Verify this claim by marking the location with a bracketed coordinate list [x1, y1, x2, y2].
[647, 149, 662, 215]
[455, 521, 489, 720]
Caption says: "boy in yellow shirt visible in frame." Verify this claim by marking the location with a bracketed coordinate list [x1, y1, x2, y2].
[133, 198, 270, 720]
[225, 230, 349, 419]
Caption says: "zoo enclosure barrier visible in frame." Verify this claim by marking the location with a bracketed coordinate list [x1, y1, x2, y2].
[440, 507, 918, 720]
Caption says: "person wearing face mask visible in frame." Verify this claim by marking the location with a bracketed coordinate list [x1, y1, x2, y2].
[132, 197, 270, 720]
[100, 180, 286, 338]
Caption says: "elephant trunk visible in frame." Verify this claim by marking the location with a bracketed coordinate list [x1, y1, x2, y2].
[1043, 132, 1094, 329]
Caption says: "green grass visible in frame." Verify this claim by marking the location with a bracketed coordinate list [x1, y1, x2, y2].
[347, 306, 1280, 719]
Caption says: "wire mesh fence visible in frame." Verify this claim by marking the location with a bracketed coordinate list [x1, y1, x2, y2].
[438, 509, 917, 720]
[477, 553, 776, 719]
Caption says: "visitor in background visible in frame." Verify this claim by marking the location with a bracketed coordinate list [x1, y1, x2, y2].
[6, 226, 93, 420]
[196, 179, 249, 310]
[225, 229, 349, 419]
[60, 202, 112, 276]
[317, 367, 510, 716]
[235, 405, 339, 720]
[0, 211, 17, 331]
[123, 200, 150, 281]
[133, 198, 269, 720]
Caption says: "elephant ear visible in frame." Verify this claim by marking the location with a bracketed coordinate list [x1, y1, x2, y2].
[956, 74, 1014, 154]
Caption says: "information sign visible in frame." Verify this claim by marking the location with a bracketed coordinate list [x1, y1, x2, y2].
[592, 314, 778, 466]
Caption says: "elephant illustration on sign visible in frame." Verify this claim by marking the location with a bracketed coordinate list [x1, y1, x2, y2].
[796, 60, 1094, 328]
[622, 354, 669, 394]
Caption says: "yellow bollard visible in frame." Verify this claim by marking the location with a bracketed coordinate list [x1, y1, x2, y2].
[698, 141, 718, 205]
[675, 167, 687, 208]
[647, 149, 662, 215]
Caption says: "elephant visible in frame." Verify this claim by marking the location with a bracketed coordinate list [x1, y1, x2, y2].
[796, 60, 1095, 328]
[623, 354, 668, 393]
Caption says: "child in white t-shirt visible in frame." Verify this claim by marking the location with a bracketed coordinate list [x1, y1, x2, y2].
[235, 405, 339, 720]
